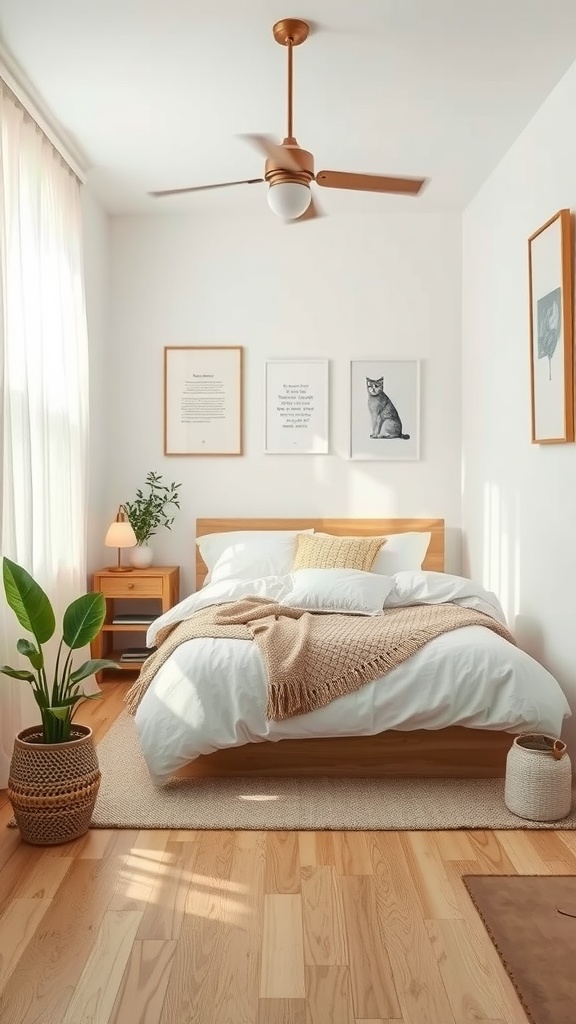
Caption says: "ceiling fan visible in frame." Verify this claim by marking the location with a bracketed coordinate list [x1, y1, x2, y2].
[149, 18, 428, 221]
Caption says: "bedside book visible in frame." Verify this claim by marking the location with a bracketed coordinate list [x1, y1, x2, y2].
[119, 647, 154, 662]
[112, 614, 156, 625]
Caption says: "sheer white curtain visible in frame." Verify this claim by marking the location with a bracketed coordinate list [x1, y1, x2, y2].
[0, 81, 90, 787]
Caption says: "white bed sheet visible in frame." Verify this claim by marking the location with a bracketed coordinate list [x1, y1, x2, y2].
[133, 572, 571, 783]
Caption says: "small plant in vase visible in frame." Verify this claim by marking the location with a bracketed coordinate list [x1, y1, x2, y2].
[122, 471, 181, 569]
[1, 558, 117, 844]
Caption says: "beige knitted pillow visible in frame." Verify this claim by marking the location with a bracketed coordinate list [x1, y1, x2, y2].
[293, 533, 385, 572]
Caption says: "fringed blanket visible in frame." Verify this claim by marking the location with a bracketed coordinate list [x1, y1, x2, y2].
[124, 597, 515, 721]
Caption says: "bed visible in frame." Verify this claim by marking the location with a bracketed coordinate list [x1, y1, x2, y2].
[132, 517, 571, 783]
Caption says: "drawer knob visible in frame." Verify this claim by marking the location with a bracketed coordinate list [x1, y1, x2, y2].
[128, 583, 134, 589]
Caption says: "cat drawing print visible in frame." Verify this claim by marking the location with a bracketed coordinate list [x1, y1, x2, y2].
[366, 377, 410, 439]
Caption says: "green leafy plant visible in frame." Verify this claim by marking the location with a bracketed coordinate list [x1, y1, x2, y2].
[122, 471, 181, 546]
[1, 558, 116, 744]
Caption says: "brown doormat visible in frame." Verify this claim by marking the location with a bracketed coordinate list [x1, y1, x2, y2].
[463, 875, 576, 1024]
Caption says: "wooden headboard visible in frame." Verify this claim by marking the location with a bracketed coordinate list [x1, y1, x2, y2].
[195, 518, 444, 589]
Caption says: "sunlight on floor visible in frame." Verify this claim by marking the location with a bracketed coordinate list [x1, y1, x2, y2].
[237, 794, 281, 801]
[124, 848, 166, 864]
[117, 850, 170, 902]
[186, 873, 251, 926]
[189, 874, 247, 895]
[186, 891, 250, 924]
[115, 849, 251, 925]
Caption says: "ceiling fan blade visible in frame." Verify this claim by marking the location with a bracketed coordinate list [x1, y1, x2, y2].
[240, 133, 302, 174]
[315, 170, 427, 196]
[149, 178, 264, 198]
[290, 194, 325, 223]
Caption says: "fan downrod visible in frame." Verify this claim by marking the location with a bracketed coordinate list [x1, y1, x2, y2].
[272, 19, 309, 46]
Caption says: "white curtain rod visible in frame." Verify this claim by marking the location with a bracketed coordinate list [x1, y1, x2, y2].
[0, 41, 87, 183]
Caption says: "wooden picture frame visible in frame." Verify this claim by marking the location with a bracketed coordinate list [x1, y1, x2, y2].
[528, 209, 574, 444]
[164, 346, 243, 456]
[264, 359, 329, 454]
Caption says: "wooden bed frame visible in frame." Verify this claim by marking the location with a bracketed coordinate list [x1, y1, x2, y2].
[178, 517, 513, 780]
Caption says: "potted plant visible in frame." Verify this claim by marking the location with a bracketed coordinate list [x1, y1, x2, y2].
[122, 470, 181, 568]
[1, 557, 116, 845]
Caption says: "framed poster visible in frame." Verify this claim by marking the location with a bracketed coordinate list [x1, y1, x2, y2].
[528, 209, 574, 444]
[264, 359, 329, 454]
[164, 346, 243, 455]
[350, 359, 420, 460]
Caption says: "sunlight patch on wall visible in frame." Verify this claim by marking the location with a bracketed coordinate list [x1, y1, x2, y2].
[482, 480, 498, 594]
[482, 480, 520, 624]
[513, 492, 522, 621]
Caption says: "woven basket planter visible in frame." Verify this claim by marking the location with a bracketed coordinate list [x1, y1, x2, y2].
[8, 725, 101, 846]
[504, 733, 572, 822]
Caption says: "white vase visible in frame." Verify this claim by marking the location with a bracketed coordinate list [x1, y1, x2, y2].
[130, 543, 153, 569]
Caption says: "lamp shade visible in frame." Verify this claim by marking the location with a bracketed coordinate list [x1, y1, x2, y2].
[267, 182, 311, 220]
[104, 520, 136, 548]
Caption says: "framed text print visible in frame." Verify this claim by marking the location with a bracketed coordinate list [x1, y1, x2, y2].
[264, 359, 329, 454]
[528, 209, 574, 444]
[349, 359, 420, 460]
[164, 346, 243, 455]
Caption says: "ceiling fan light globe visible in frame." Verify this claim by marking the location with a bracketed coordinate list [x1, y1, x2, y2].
[267, 182, 311, 220]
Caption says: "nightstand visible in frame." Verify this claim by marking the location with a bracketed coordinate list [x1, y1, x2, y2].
[91, 565, 180, 676]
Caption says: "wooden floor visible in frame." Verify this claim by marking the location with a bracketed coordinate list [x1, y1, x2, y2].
[1, 682, 575, 1023]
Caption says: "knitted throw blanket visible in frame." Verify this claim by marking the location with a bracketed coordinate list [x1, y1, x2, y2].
[124, 597, 515, 721]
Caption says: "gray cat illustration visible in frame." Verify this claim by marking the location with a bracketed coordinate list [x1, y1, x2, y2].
[366, 376, 410, 439]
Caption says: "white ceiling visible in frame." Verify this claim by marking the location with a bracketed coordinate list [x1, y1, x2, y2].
[1, 0, 576, 216]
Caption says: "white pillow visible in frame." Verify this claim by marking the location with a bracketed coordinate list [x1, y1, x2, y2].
[371, 532, 431, 575]
[197, 529, 314, 585]
[284, 568, 393, 616]
[386, 570, 507, 624]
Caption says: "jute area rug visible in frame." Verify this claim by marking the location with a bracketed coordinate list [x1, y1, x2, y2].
[464, 875, 576, 1024]
[91, 712, 576, 831]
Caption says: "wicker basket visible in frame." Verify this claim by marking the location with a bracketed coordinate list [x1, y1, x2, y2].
[8, 725, 101, 845]
[504, 733, 572, 822]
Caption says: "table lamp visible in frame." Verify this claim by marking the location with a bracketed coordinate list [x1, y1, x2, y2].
[104, 507, 137, 572]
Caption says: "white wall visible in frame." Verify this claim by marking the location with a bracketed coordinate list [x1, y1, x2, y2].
[104, 209, 462, 596]
[81, 185, 110, 576]
[462, 59, 576, 751]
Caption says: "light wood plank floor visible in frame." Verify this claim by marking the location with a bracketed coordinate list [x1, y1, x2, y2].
[1, 680, 575, 1023]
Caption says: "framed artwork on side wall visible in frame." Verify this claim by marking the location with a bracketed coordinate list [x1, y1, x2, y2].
[349, 359, 420, 460]
[528, 209, 574, 444]
[164, 346, 243, 455]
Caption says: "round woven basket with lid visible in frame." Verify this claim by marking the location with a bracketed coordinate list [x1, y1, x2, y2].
[504, 733, 572, 822]
[8, 725, 101, 845]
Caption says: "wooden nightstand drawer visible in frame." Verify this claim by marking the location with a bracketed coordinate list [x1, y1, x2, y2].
[98, 575, 164, 599]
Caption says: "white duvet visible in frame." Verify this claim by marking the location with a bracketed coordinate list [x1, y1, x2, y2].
[133, 571, 571, 783]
